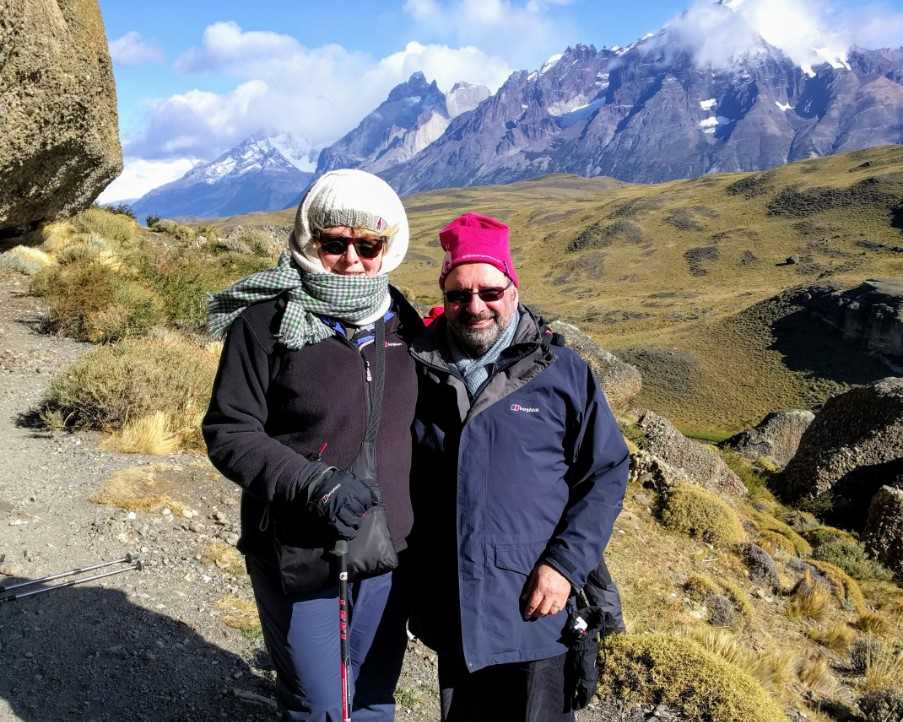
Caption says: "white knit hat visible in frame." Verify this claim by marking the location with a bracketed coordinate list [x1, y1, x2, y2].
[289, 169, 409, 275]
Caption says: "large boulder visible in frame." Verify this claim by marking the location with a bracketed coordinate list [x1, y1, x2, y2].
[778, 378, 903, 526]
[635, 411, 747, 496]
[721, 409, 815, 469]
[549, 320, 642, 412]
[0, 0, 121, 235]
[863, 486, 903, 578]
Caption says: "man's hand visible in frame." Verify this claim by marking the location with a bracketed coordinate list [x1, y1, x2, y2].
[520, 563, 572, 620]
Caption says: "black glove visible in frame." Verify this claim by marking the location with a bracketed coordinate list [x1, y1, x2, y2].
[307, 469, 379, 540]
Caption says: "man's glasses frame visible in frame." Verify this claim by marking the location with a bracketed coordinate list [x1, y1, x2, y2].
[444, 279, 513, 306]
[314, 233, 386, 259]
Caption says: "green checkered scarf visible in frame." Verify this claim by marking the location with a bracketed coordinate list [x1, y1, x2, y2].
[207, 251, 389, 349]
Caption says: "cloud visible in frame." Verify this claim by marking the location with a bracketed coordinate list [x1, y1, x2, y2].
[126, 23, 511, 161]
[402, 0, 578, 71]
[109, 31, 165, 65]
[659, 0, 856, 71]
[96, 157, 199, 204]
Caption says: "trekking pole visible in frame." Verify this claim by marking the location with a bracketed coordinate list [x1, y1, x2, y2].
[332, 540, 352, 722]
[0, 556, 142, 604]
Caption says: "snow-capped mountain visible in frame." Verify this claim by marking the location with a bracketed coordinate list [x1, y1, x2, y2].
[130, 135, 314, 220]
[315, 71, 490, 176]
[378, 8, 903, 193]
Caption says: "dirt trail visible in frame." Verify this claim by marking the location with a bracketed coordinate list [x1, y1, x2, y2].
[0, 273, 443, 721]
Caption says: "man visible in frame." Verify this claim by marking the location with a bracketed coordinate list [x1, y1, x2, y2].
[408, 212, 630, 721]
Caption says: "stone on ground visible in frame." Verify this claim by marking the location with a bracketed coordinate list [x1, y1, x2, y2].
[722, 409, 814, 469]
[863, 485, 903, 578]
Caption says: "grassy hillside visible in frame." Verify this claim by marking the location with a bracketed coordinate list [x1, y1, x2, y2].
[219, 146, 903, 437]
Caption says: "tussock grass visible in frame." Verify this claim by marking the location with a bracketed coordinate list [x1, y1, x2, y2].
[860, 640, 903, 692]
[807, 624, 855, 652]
[691, 629, 794, 694]
[684, 574, 754, 624]
[786, 571, 830, 621]
[199, 542, 244, 575]
[215, 596, 260, 635]
[810, 560, 868, 615]
[90, 465, 189, 515]
[746, 509, 813, 557]
[72, 207, 138, 246]
[798, 654, 835, 695]
[43, 333, 218, 434]
[855, 612, 891, 637]
[601, 634, 788, 722]
[660, 484, 746, 547]
[102, 412, 181, 456]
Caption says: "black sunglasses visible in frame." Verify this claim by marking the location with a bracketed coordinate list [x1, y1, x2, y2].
[444, 279, 512, 305]
[315, 234, 385, 259]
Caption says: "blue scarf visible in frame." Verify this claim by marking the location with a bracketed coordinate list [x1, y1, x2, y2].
[447, 309, 521, 397]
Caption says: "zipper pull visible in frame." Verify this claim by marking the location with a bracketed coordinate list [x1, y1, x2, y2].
[365, 359, 372, 383]
[314, 441, 328, 462]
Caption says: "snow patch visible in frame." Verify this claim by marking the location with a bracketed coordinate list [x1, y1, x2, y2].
[814, 47, 851, 71]
[547, 95, 590, 117]
[698, 115, 731, 135]
[527, 71, 538, 82]
[540, 53, 563, 75]
[775, 100, 792, 112]
[699, 98, 717, 111]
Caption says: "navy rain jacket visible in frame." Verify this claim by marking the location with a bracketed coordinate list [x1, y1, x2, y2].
[408, 307, 630, 672]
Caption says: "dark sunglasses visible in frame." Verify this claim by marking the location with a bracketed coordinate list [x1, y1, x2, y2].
[315, 234, 385, 259]
[444, 279, 512, 305]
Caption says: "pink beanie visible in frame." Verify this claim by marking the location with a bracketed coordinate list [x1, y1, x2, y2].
[438, 213, 520, 288]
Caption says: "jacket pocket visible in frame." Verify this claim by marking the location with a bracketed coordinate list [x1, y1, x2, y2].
[493, 541, 546, 576]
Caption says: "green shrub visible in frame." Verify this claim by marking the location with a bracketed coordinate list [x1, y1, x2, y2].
[803, 525, 857, 547]
[660, 484, 746, 547]
[601, 635, 788, 722]
[140, 250, 272, 332]
[149, 218, 197, 242]
[146, 215, 161, 228]
[39, 261, 164, 342]
[813, 540, 894, 582]
[42, 333, 219, 430]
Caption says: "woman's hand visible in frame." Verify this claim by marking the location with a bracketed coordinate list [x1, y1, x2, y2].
[308, 470, 379, 540]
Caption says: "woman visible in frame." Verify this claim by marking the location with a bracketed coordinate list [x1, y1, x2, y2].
[203, 169, 421, 721]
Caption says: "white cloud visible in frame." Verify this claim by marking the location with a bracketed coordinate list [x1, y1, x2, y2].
[661, 0, 902, 71]
[109, 31, 165, 65]
[96, 157, 200, 204]
[126, 23, 511, 162]
[402, 0, 578, 71]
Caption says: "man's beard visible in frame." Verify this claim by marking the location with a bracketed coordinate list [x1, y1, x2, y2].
[447, 310, 508, 357]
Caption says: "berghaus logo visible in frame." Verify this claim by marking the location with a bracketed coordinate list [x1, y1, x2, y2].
[510, 403, 539, 413]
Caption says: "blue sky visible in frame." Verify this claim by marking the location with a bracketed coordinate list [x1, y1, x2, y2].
[98, 0, 903, 201]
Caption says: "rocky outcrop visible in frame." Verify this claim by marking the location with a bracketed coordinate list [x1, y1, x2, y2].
[0, 0, 122, 234]
[779, 378, 903, 525]
[863, 486, 903, 577]
[635, 411, 747, 497]
[792, 280, 903, 373]
[722, 409, 815, 469]
[549, 320, 642, 412]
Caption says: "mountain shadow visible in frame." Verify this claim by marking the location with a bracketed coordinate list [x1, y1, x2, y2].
[0, 579, 274, 721]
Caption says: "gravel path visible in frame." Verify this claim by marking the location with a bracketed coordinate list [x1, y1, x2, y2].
[0, 272, 440, 722]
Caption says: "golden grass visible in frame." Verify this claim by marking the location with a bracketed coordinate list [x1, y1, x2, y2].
[601, 634, 788, 722]
[810, 560, 868, 615]
[863, 646, 903, 693]
[102, 412, 181, 455]
[89, 465, 190, 515]
[855, 612, 891, 637]
[798, 654, 835, 695]
[691, 629, 794, 695]
[807, 624, 855, 652]
[199, 542, 245, 575]
[786, 572, 830, 621]
[660, 484, 747, 547]
[215, 596, 261, 634]
[746, 509, 813, 557]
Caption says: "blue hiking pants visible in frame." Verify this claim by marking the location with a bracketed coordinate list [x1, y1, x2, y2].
[247, 556, 407, 722]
